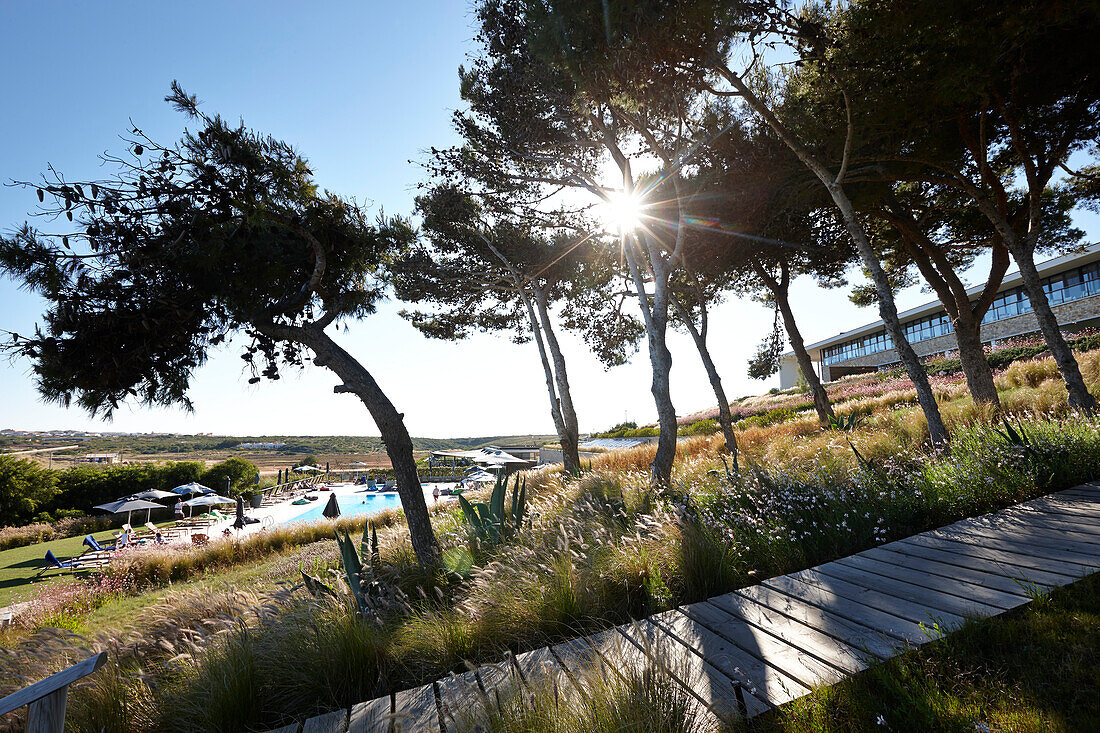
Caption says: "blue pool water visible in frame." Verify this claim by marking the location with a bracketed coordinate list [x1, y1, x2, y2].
[287, 491, 403, 524]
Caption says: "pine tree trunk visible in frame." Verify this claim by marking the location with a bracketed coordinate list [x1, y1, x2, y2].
[775, 290, 834, 424]
[520, 291, 579, 475]
[298, 327, 440, 565]
[717, 65, 949, 446]
[534, 288, 582, 474]
[1009, 244, 1096, 411]
[671, 295, 739, 465]
[623, 237, 677, 487]
[952, 311, 1001, 406]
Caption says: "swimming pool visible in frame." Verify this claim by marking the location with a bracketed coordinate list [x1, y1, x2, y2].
[284, 483, 453, 524]
[287, 491, 401, 523]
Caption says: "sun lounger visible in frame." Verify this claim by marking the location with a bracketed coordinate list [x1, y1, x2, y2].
[191, 533, 209, 546]
[37, 549, 109, 576]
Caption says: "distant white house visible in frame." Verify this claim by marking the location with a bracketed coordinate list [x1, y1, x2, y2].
[79, 452, 121, 464]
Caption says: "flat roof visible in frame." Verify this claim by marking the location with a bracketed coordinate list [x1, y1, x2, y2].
[793, 243, 1100, 355]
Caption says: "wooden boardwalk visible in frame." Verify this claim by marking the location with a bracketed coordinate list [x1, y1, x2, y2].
[268, 484, 1100, 732]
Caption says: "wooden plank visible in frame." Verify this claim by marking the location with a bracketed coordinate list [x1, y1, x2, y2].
[0, 651, 107, 716]
[643, 608, 811, 706]
[301, 708, 348, 733]
[347, 695, 390, 733]
[474, 660, 515, 712]
[783, 569, 963, 633]
[762, 573, 934, 645]
[705, 591, 871, 674]
[864, 545, 1042, 597]
[886, 538, 1066, 588]
[996, 508, 1100, 537]
[814, 561, 1002, 620]
[735, 584, 900, 661]
[933, 525, 1100, 568]
[27, 687, 67, 733]
[978, 517, 1100, 546]
[836, 554, 1027, 611]
[548, 634, 607, 696]
[900, 534, 1088, 581]
[678, 600, 846, 688]
[391, 683, 438, 733]
[612, 617, 767, 724]
[514, 645, 583, 699]
[1023, 497, 1100, 519]
[954, 513, 1100, 547]
[434, 671, 484, 733]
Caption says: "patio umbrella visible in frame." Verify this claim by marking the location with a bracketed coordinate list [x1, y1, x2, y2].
[94, 497, 163, 526]
[294, 465, 321, 473]
[172, 482, 213, 496]
[322, 492, 341, 519]
[132, 489, 176, 500]
[182, 494, 235, 509]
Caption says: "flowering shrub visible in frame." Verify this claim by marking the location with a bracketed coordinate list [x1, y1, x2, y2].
[16, 571, 134, 630]
[694, 414, 1100, 581]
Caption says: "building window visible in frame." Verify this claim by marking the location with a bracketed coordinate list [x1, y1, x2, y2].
[823, 259, 1100, 366]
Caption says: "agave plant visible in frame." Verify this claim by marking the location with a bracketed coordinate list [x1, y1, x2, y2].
[457, 472, 527, 545]
[301, 521, 405, 618]
[826, 412, 862, 432]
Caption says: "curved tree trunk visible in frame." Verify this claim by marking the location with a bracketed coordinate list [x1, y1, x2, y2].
[296, 326, 439, 565]
[952, 311, 1000, 405]
[717, 64, 949, 446]
[1010, 244, 1096, 411]
[882, 204, 1003, 407]
[623, 235, 677, 487]
[520, 289, 580, 475]
[670, 293, 739, 466]
[533, 287, 582, 475]
[755, 260, 835, 425]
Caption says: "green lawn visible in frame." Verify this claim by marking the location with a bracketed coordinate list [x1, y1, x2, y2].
[0, 527, 138, 607]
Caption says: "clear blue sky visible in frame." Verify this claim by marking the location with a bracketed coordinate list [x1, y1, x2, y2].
[1, 2, 1096, 439]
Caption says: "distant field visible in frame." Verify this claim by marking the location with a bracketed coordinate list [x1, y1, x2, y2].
[3, 433, 558, 473]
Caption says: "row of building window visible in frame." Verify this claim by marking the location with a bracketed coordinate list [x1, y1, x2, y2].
[822, 260, 1100, 365]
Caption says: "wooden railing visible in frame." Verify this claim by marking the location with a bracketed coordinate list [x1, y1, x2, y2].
[0, 652, 106, 732]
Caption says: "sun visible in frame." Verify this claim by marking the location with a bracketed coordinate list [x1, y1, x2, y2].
[599, 191, 644, 234]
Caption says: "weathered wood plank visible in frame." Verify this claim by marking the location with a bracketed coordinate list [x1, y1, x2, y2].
[705, 591, 870, 674]
[0, 652, 107, 717]
[514, 644, 583, 700]
[734, 584, 900, 661]
[785, 569, 964, 632]
[613, 616, 767, 724]
[864, 545, 1041, 597]
[644, 608, 811, 706]
[762, 574, 934, 645]
[434, 670, 487, 733]
[933, 525, 1100, 568]
[1023, 496, 1100, 519]
[954, 512, 1100, 545]
[836, 554, 1028, 611]
[301, 708, 348, 733]
[900, 534, 1087, 580]
[549, 634, 608, 697]
[887, 537, 1067, 588]
[994, 509, 1100, 538]
[814, 561, 1002, 620]
[347, 695, 390, 733]
[391, 683, 438, 733]
[678, 600, 845, 689]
